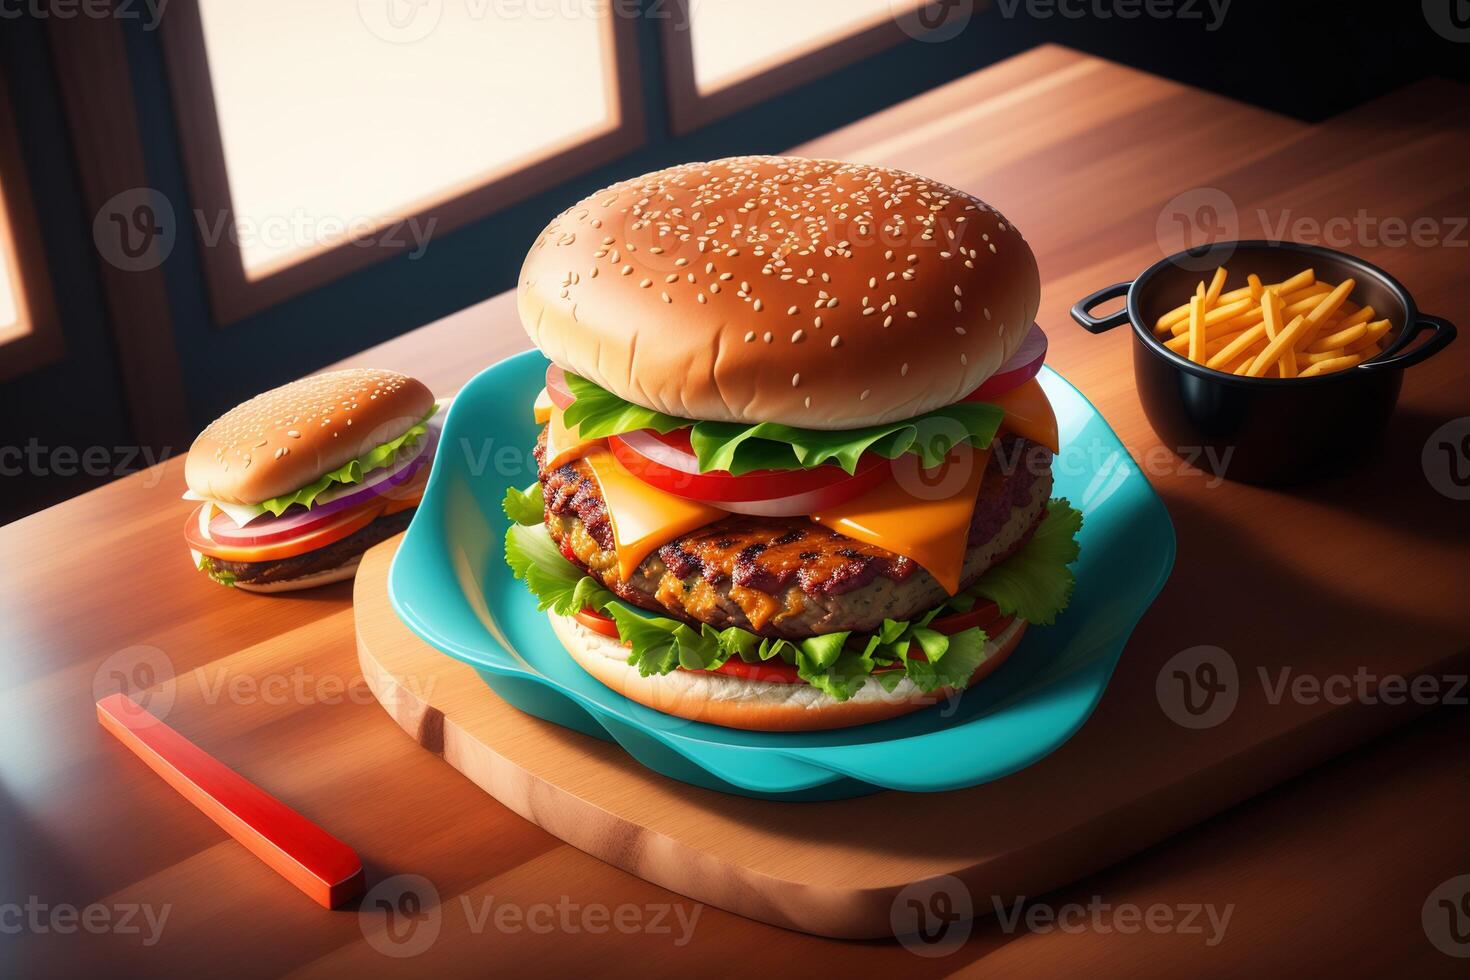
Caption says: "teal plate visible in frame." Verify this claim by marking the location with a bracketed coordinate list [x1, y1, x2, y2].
[389, 351, 1175, 801]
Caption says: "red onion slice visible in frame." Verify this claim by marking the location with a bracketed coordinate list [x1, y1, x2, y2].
[964, 324, 1048, 402]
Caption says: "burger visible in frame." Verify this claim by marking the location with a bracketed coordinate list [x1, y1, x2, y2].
[184, 368, 439, 592]
[503, 156, 1081, 731]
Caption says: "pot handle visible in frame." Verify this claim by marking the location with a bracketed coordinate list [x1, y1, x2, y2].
[1357, 314, 1457, 372]
[1070, 282, 1132, 334]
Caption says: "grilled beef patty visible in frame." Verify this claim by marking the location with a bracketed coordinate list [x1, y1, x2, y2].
[207, 508, 414, 585]
[538, 433, 1053, 637]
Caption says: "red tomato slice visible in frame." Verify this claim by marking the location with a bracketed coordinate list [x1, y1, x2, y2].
[707, 657, 804, 684]
[186, 503, 380, 563]
[574, 608, 621, 639]
[930, 601, 1003, 634]
[609, 430, 890, 514]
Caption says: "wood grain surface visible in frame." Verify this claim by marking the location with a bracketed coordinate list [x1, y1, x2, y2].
[353, 512, 1469, 940]
[4, 45, 1469, 975]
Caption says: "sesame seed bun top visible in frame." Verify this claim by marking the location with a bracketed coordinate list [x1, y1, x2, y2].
[518, 156, 1040, 429]
[185, 368, 435, 505]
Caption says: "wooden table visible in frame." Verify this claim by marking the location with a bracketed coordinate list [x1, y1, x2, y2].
[4, 46, 1468, 976]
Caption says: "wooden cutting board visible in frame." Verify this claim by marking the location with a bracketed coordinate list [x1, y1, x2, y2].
[354, 533, 1470, 939]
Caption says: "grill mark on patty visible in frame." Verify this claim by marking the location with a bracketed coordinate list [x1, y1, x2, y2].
[535, 429, 1052, 633]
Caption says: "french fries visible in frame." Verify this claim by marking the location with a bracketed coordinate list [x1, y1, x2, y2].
[1153, 266, 1393, 378]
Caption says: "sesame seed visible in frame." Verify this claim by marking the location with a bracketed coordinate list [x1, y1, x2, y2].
[906, 311, 918, 319]
[900, 363, 909, 376]
[696, 294, 707, 304]
[661, 292, 671, 303]
[956, 326, 966, 335]
[640, 278, 652, 288]
[804, 396, 812, 408]
[744, 331, 756, 342]
[860, 389, 871, 400]
[955, 300, 963, 313]
[883, 315, 893, 327]
[621, 265, 633, 276]
[792, 373, 801, 387]
[830, 335, 841, 347]
[753, 299, 763, 312]
[792, 329, 805, 342]
[764, 331, 773, 342]
[989, 243, 998, 253]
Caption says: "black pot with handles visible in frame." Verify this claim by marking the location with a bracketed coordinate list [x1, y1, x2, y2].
[1070, 240, 1456, 485]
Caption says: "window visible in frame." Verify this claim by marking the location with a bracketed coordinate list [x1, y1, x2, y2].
[164, 0, 642, 321]
[0, 76, 62, 380]
[663, 0, 930, 132]
[0, 196, 23, 346]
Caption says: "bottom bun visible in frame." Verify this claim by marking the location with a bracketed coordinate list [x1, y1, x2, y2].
[548, 611, 1028, 732]
[232, 558, 361, 593]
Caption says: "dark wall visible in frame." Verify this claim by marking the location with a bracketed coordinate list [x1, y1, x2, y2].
[3, 0, 1466, 521]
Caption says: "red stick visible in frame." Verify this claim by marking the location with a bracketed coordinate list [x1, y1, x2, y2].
[96, 693, 364, 909]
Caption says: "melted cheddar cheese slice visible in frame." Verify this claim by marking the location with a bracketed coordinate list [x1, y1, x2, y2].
[533, 387, 554, 424]
[990, 378, 1059, 453]
[582, 448, 726, 582]
[532, 382, 1055, 591]
[543, 407, 604, 472]
[809, 444, 990, 595]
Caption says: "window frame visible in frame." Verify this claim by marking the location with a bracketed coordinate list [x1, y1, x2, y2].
[160, 0, 646, 325]
[659, 0, 923, 134]
[0, 71, 64, 382]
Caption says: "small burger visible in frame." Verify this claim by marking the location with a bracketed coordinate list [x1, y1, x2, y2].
[503, 156, 1081, 731]
[184, 368, 439, 592]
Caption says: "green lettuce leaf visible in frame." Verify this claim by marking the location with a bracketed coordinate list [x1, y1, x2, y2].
[257, 405, 439, 516]
[562, 373, 1004, 475]
[969, 498, 1083, 625]
[504, 521, 614, 616]
[196, 555, 237, 588]
[500, 493, 1083, 702]
[503, 481, 546, 526]
[561, 374, 688, 440]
